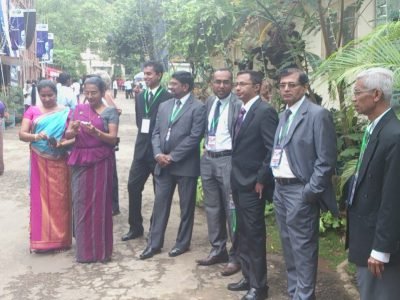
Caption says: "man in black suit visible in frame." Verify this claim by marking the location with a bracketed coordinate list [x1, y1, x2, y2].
[347, 67, 400, 300]
[227, 70, 278, 300]
[122, 61, 171, 241]
[139, 71, 206, 260]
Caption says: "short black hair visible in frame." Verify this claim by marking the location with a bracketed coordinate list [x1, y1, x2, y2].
[278, 68, 309, 85]
[37, 80, 57, 95]
[84, 76, 107, 94]
[143, 61, 164, 74]
[237, 70, 263, 85]
[171, 71, 194, 91]
[58, 72, 71, 85]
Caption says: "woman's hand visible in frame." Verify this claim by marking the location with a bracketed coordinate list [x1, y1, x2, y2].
[81, 122, 99, 136]
[36, 131, 48, 141]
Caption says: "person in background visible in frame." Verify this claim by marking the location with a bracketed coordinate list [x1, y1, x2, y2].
[112, 79, 118, 98]
[124, 79, 133, 99]
[347, 68, 400, 300]
[65, 76, 119, 263]
[71, 79, 81, 103]
[0, 99, 8, 175]
[19, 80, 72, 252]
[133, 82, 143, 100]
[23, 80, 32, 111]
[57, 73, 77, 110]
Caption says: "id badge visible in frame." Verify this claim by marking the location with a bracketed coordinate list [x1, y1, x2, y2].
[208, 135, 216, 150]
[141, 119, 150, 133]
[166, 128, 171, 141]
[271, 147, 283, 168]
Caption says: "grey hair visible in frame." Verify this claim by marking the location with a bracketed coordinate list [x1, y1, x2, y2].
[93, 70, 111, 89]
[356, 67, 394, 102]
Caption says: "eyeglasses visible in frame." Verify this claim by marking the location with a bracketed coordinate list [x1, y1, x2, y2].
[352, 89, 375, 96]
[278, 82, 301, 89]
[213, 80, 232, 86]
[234, 82, 253, 87]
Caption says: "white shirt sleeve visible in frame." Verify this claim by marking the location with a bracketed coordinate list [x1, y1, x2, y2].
[370, 250, 390, 263]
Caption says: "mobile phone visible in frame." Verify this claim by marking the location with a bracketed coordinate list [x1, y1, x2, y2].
[48, 137, 57, 147]
[80, 121, 91, 125]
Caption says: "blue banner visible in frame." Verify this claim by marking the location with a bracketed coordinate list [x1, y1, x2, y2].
[10, 9, 25, 50]
[45, 32, 54, 63]
[36, 23, 48, 60]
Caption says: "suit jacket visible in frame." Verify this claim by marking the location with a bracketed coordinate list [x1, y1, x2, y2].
[204, 93, 242, 144]
[347, 109, 400, 267]
[273, 98, 338, 215]
[152, 93, 206, 177]
[231, 98, 278, 198]
[134, 87, 172, 161]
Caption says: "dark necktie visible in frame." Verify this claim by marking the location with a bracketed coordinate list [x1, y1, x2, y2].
[146, 91, 154, 107]
[279, 109, 292, 144]
[234, 107, 246, 140]
[210, 100, 221, 135]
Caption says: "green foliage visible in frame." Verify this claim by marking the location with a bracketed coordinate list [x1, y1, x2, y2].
[319, 211, 346, 233]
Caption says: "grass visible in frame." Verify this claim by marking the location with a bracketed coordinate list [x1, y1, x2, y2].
[266, 214, 349, 271]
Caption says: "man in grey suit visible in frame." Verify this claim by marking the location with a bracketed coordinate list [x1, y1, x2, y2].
[139, 71, 206, 260]
[196, 68, 242, 276]
[271, 68, 337, 300]
[347, 68, 400, 300]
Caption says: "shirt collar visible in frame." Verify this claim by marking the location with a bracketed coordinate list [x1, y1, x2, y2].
[177, 93, 191, 106]
[149, 85, 160, 95]
[368, 107, 392, 134]
[242, 95, 259, 111]
[286, 95, 306, 115]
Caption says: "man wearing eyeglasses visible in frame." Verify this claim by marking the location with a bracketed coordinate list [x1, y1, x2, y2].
[347, 68, 400, 300]
[271, 68, 337, 300]
[196, 69, 242, 276]
[227, 70, 278, 300]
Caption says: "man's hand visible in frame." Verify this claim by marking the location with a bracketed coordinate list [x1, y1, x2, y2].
[368, 256, 385, 278]
[255, 183, 264, 200]
[156, 154, 172, 167]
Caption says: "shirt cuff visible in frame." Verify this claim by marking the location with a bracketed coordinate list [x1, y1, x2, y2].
[371, 250, 390, 263]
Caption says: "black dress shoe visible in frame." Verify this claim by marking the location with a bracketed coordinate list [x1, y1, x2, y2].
[121, 229, 143, 241]
[221, 262, 241, 276]
[168, 247, 188, 257]
[241, 287, 268, 300]
[196, 252, 229, 266]
[139, 247, 161, 260]
[227, 278, 250, 291]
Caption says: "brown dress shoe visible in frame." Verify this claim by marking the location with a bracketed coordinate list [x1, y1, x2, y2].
[221, 262, 241, 276]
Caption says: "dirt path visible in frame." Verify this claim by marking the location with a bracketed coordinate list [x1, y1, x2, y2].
[0, 93, 356, 299]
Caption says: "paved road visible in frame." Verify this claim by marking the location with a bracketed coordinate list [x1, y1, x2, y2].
[0, 92, 355, 299]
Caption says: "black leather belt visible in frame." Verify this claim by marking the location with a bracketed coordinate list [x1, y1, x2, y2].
[275, 177, 302, 185]
[206, 150, 232, 158]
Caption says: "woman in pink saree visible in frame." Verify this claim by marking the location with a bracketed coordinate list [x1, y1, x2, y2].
[19, 80, 72, 252]
[65, 76, 119, 263]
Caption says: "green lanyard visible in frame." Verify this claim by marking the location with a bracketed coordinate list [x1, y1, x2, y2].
[356, 126, 371, 172]
[169, 101, 183, 124]
[144, 87, 163, 116]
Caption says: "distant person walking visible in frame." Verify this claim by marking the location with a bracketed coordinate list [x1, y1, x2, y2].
[113, 79, 118, 98]
[124, 79, 133, 99]
[0, 99, 8, 175]
[57, 73, 77, 110]
[19, 80, 72, 252]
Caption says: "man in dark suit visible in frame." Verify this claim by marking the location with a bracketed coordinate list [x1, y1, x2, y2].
[139, 71, 206, 260]
[271, 68, 337, 300]
[122, 61, 171, 241]
[347, 67, 400, 300]
[196, 68, 242, 276]
[227, 70, 278, 300]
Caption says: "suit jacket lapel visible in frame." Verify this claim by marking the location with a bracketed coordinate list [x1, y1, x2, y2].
[170, 94, 193, 126]
[281, 99, 308, 147]
[356, 109, 395, 187]
[235, 98, 260, 144]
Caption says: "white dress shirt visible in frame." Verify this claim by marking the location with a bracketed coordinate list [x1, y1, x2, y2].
[206, 94, 232, 151]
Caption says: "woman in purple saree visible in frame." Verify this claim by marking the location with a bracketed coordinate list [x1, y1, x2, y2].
[19, 80, 72, 252]
[65, 76, 119, 263]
